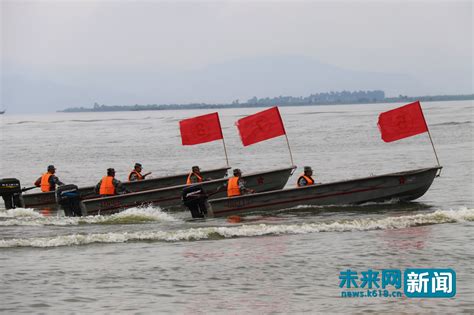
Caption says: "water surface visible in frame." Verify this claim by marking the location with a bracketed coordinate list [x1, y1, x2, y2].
[1, 101, 473, 313]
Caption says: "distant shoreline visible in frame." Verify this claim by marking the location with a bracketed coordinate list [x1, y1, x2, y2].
[59, 92, 474, 113]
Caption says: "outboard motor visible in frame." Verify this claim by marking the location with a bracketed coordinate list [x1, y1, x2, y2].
[182, 184, 208, 218]
[56, 184, 84, 217]
[0, 178, 23, 209]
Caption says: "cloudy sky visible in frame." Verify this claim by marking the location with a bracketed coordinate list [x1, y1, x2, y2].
[1, 0, 472, 113]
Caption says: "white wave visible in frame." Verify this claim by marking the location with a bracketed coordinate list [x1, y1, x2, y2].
[0, 208, 42, 218]
[0, 206, 178, 226]
[82, 206, 180, 224]
[1, 208, 472, 248]
[289, 199, 401, 209]
[357, 199, 401, 206]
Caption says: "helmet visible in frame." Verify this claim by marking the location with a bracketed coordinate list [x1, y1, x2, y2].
[304, 166, 313, 172]
[134, 163, 142, 168]
[233, 168, 241, 176]
[107, 168, 115, 176]
[47, 165, 56, 171]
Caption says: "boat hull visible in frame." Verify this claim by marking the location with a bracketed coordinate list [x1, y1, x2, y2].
[20, 167, 230, 209]
[208, 167, 441, 217]
[82, 166, 296, 216]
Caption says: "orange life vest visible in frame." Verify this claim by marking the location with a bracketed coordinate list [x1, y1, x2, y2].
[40, 173, 53, 192]
[99, 176, 116, 195]
[297, 174, 314, 187]
[186, 172, 203, 185]
[227, 177, 241, 197]
[128, 170, 144, 181]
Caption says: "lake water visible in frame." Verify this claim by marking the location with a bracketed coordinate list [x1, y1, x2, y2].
[0, 101, 473, 313]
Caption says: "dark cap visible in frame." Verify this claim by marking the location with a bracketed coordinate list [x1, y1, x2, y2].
[192, 165, 200, 170]
[304, 166, 313, 172]
[107, 168, 115, 175]
[134, 163, 142, 168]
[233, 168, 241, 176]
[47, 165, 56, 171]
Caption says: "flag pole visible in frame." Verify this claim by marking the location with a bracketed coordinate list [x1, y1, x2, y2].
[419, 102, 441, 176]
[275, 106, 295, 167]
[222, 138, 230, 167]
[284, 133, 295, 167]
[427, 129, 441, 167]
[215, 113, 229, 167]
[426, 129, 442, 177]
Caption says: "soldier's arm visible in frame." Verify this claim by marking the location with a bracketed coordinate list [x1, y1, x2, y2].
[216, 181, 227, 192]
[34, 177, 41, 187]
[190, 174, 199, 184]
[114, 179, 130, 194]
[239, 179, 255, 194]
[52, 175, 64, 186]
[94, 180, 102, 193]
[297, 177, 307, 186]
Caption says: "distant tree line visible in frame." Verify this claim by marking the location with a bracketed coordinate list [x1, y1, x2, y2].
[60, 90, 474, 112]
[246, 90, 385, 105]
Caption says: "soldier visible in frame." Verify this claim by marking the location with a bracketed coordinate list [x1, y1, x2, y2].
[128, 163, 152, 181]
[297, 166, 315, 187]
[34, 165, 64, 192]
[186, 166, 203, 184]
[95, 168, 129, 196]
[226, 168, 255, 197]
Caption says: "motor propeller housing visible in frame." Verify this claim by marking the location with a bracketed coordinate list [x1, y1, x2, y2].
[182, 184, 208, 219]
[55, 184, 85, 217]
[0, 178, 23, 209]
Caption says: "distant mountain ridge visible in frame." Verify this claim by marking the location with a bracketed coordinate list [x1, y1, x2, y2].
[187, 56, 419, 99]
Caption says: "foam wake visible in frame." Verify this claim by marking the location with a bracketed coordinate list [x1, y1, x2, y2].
[290, 198, 402, 209]
[1, 208, 472, 248]
[0, 208, 42, 218]
[0, 206, 178, 226]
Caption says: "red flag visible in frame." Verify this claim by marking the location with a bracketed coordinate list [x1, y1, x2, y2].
[377, 101, 428, 142]
[236, 107, 286, 146]
[179, 112, 223, 145]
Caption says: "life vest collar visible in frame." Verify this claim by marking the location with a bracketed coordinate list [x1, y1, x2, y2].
[297, 174, 314, 187]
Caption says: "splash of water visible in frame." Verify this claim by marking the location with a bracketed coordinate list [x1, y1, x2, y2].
[0, 206, 178, 226]
[1, 208, 472, 248]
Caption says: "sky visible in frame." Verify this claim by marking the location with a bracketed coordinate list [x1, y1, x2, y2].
[1, 0, 472, 113]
